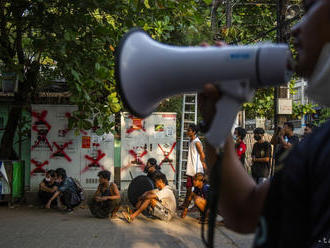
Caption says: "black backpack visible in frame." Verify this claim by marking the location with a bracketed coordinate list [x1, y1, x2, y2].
[72, 178, 85, 201]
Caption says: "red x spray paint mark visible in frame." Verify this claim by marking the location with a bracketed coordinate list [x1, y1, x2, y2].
[82, 150, 106, 173]
[31, 110, 53, 151]
[30, 159, 49, 175]
[51, 141, 72, 162]
[32, 134, 53, 151]
[158, 142, 176, 172]
[121, 148, 148, 172]
[126, 116, 146, 134]
[32, 110, 51, 132]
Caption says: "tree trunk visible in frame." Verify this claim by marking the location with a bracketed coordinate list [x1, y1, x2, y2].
[0, 105, 22, 160]
[225, 0, 232, 28]
[211, 0, 222, 38]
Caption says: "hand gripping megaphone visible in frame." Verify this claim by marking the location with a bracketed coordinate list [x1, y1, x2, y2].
[115, 29, 292, 147]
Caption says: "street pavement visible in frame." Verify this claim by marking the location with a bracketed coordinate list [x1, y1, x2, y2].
[0, 204, 254, 248]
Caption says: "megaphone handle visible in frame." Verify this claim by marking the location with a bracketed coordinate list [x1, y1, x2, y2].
[205, 96, 241, 148]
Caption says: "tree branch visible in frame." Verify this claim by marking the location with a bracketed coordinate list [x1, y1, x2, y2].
[211, 0, 223, 39]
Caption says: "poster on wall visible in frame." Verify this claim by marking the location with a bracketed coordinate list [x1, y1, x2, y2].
[30, 105, 114, 192]
[121, 112, 176, 190]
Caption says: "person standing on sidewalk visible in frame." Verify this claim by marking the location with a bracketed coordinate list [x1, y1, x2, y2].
[272, 122, 299, 167]
[251, 128, 271, 184]
[234, 127, 247, 167]
[180, 124, 206, 210]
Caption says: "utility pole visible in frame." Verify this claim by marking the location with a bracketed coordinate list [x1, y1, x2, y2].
[274, 0, 289, 130]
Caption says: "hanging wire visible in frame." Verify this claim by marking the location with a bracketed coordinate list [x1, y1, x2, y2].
[201, 152, 223, 248]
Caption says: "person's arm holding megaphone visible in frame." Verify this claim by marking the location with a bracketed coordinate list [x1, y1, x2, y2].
[199, 83, 270, 234]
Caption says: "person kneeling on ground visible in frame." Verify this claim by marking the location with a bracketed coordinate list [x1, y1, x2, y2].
[39, 170, 58, 208]
[123, 174, 176, 223]
[45, 168, 82, 213]
[181, 173, 209, 223]
[88, 170, 120, 219]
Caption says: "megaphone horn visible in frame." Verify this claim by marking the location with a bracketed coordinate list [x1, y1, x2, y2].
[115, 28, 292, 147]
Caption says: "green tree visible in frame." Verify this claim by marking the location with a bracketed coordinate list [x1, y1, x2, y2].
[0, 0, 215, 159]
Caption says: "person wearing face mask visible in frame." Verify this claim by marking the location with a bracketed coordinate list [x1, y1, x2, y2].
[46, 168, 82, 213]
[198, 0, 330, 246]
[251, 128, 271, 184]
[234, 127, 247, 167]
[38, 170, 58, 208]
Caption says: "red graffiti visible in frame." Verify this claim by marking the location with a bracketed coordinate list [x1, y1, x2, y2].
[121, 147, 148, 172]
[32, 110, 51, 131]
[30, 159, 49, 175]
[126, 116, 146, 134]
[51, 141, 72, 162]
[158, 142, 176, 172]
[31, 110, 52, 151]
[82, 150, 106, 173]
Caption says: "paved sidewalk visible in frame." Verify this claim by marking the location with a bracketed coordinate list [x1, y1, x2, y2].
[0, 205, 254, 248]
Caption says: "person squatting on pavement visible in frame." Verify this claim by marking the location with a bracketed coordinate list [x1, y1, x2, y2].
[88, 170, 121, 219]
[181, 173, 210, 223]
[45, 168, 82, 213]
[198, 0, 330, 246]
[38, 170, 58, 208]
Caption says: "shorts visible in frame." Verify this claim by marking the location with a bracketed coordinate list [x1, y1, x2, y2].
[150, 201, 173, 221]
[186, 176, 193, 188]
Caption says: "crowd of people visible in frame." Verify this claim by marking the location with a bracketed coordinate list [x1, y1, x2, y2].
[233, 122, 314, 184]
[37, 123, 209, 224]
[38, 120, 312, 224]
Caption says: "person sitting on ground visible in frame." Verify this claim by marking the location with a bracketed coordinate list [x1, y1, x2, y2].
[234, 127, 247, 167]
[144, 158, 168, 185]
[251, 128, 272, 184]
[88, 170, 121, 219]
[122, 173, 176, 223]
[45, 168, 82, 213]
[181, 173, 210, 223]
[39, 170, 58, 207]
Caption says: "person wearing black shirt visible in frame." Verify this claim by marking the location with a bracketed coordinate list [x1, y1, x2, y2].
[144, 158, 168, 185]
[89, 170, 121, 219]
[272, 122, 299, 167]
[38, 170, 58, 207]
[251, 128, 271, 184]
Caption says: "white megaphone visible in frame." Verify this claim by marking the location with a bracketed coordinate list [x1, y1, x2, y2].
[115, 28, 292, 147]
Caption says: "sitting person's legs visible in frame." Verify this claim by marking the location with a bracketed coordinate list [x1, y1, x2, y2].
[60, 190, 80, 210]
[131, 198, 157, 220]
[89, 198, 109, 218]
[194, 196, 207, 212]
[109, 198, 121, 218]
